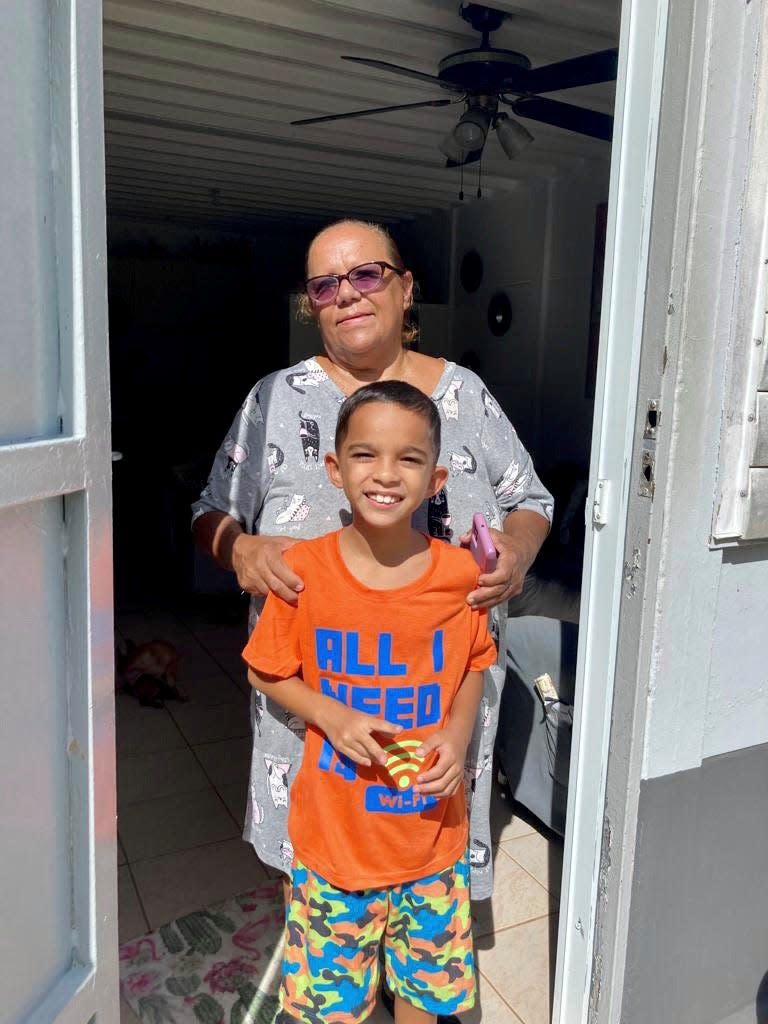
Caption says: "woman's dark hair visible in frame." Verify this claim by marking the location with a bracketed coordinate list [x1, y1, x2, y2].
[335, 380, 441, 460]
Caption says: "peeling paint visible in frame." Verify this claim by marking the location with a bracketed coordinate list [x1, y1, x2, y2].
[623, 548, 642, 597]
[599, 816, 613, 895]
[589, 952, 604, 1018]
[589, 817, 613, 1017]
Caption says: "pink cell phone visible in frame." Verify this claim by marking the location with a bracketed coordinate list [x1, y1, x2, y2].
[470, 513, 497, 573]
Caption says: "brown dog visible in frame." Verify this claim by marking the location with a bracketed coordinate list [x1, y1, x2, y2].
[116, 638, 188, 708]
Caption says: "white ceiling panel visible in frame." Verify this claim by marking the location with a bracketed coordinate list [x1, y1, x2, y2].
[104, 0, 619, 230]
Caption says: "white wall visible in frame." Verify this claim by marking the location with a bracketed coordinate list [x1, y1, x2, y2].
[451, 168, 609, 471]
[640, 329, 768, 778]
[704, 549, 768, 759]
[638, 0, 768, 780]
[452, 181, 546, 451]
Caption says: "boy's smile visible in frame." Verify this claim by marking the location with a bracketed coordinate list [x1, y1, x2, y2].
[325, 402, 448, 530]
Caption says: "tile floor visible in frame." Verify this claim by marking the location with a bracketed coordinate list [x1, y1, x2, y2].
[117, 603, 563, 1024]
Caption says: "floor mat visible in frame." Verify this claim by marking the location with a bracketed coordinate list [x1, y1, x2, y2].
[119, 879, 284, 1023]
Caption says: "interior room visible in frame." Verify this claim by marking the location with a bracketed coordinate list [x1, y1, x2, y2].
[107, 3, 619, 1021]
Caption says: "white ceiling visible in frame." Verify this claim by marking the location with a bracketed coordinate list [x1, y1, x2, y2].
[103, 0, 620, 231]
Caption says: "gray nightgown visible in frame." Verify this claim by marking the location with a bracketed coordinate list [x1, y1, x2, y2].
[192, 357, 553, 899]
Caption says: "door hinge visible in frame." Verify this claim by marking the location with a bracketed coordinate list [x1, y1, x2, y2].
[592, 479, 611, 526]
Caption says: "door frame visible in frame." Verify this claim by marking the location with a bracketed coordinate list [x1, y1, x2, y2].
[15, 1, 117, 1020]
[552, 0, 671, 1020]
[86, 0, 672, 1016]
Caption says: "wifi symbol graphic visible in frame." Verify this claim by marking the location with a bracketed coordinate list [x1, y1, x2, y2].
[383, 740, 426, 790]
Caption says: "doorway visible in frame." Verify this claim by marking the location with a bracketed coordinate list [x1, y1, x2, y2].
[103, 2, 665, 1022]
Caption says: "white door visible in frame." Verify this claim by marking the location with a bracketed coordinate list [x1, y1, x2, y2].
[552, 0, 672, 1020]
[0, 1, 118, 1021]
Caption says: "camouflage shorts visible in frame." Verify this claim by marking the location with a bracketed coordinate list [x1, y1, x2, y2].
[278, 855, 476, 1023]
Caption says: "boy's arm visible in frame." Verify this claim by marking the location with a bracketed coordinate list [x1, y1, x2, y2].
[247, 668, 402, 767]
[413, 670, 484, 800]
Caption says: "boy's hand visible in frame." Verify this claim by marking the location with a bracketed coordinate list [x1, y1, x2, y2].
[318, 703, 402, 768]
[412, 729, 467, 800]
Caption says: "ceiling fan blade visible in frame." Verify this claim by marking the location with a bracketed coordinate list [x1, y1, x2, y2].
[509, 96, 613, 141]
[291, 98, 454, 126]
[518, 48, 619, 94]
[341, 55, 463, 92]
[445, 146, 483, 169]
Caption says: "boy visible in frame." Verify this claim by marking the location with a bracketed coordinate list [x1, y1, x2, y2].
[242, 381, 497, 1024]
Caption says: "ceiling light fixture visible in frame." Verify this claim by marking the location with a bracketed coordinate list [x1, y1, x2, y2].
[453, 106, 492, 151]
[494, 113, 534, 159]
[439, 97, 496, 164]
[438, 130, 469, 163]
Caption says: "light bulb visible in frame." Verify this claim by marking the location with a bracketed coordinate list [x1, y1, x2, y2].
[451, 108, 491, 152]
[455, 120, 486, 149]
[495, 114, 534, 159]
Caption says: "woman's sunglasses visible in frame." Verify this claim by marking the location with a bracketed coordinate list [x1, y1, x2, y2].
[304, 260, 405, 306]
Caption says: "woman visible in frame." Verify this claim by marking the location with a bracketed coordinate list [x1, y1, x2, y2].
[192, 219, 553, 905]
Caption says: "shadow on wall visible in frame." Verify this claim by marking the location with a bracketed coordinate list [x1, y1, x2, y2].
[757, 971, 768, 1023]
[722, 541, 768, 566]
[622, 741, 768, 1024]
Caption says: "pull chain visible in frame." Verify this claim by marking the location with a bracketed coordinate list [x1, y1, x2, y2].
[477, 150, 483, 199]
[459, 160, 465, 202]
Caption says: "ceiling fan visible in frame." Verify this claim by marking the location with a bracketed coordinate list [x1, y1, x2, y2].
[291, 3, 618, 168]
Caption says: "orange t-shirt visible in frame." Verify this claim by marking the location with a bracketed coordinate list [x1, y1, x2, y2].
[242, 531, 497, 890]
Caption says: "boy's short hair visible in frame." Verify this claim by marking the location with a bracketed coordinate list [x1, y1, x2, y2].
[335, 380, 441, 460]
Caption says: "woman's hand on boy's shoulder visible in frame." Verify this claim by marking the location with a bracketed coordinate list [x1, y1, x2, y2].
[232, 533, 303, 602]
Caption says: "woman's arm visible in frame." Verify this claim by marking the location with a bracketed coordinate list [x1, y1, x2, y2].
[247, 668, 402, 766]
[193, 510, 303, 603]
[462, 374, 553, 609]
[191, 384, 306, 602]
[466, 508, 550, 610]
[500, 506, 551, 589]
